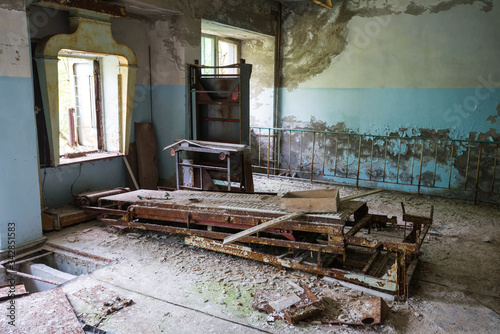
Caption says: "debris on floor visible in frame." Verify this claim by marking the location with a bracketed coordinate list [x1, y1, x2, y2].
[72, 284, 133, 327]
[74, 284, 133, 315]
[0, 283, 28, 301]
[321, 296, 389, 325]
[252, 280, 389, 326]
[252, 282, 324, 324]
[0, 287, 84, 333]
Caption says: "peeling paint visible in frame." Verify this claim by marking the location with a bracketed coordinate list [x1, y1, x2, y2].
[281, 0, 495, 90]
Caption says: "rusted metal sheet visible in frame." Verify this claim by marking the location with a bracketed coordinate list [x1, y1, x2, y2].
[100, 218, 346, 255]
[185, 236, 397, 293]
[322, 297, 389, 325]
[253, 283, 323, 324]
[0, 283, 28, 301]
[73, 285, 133, 315]
[35, 0, 126, 17]
[74, 187, 130, 207]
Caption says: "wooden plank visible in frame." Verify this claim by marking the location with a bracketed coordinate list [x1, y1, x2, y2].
[345, 214, 372, 236]
[281, 189, 340, 213]
[135, 122, 158, 190]
[223, 211, 305, 245]
[339, 189, 383, 203]
[125, 142, 139, 190]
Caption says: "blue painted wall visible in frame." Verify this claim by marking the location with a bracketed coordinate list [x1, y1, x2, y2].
[0, 76, 43, 249]
[280, 88, 500, 140]
[151, 84, 186, 184]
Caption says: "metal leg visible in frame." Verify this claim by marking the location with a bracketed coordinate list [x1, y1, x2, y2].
[227, 155, 231, 191]
[175, 151, 180, 190]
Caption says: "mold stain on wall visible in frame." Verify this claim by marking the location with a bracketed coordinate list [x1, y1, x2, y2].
[280, 0, 494, 90]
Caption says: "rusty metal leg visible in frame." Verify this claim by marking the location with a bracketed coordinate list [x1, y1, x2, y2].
[175, 151, 180, 190]
[396, 251, 407, 301]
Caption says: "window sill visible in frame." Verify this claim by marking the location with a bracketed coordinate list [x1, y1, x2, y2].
[57, 151, 124, 166]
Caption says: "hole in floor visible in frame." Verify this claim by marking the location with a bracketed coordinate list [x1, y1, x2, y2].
[1, 243, 113, 293]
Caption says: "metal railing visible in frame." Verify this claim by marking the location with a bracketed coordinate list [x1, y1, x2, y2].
[250, 127, 500, 203]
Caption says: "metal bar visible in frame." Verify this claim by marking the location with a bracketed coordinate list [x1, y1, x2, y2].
[382, 138, 388, 182]
[474, 143, 482, 204]
[464, 141, 471, 190]
[288, 130, 292, 173]
[417, 140, 424, 195]
[227, 155, 231, 191]
[310, 132, 316, 183]
[369, 138, 374, 181]
[175, 151, 180, 190]
[396, 252, 407, 301]
[493, 144, 498, 193]
[334, 134, 339, 176]
[448, 142, 454, 189]
[299, 131, 303, 172]
[410, 140, 416, 185]
[277, 129, 282, 174]
[8, 251, 54, 266]
[432, 141, 439, 187]
[356, 136, 362, 187]
[186, 236, 397, 293]
[346, 135, 350, 178]
[5, 269, 61, 286]
[322, 132, 327, 176]
[258, 128, 261, 167]
[267, 128, 271, 178]
[396, 138, 401, 184]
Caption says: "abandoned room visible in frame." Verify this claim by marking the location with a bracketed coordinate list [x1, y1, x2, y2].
[0, 0, 499, 332]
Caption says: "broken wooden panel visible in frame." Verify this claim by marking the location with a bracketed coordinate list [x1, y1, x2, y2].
[0, 287, 84, 333]
[135, 122, 158, 190]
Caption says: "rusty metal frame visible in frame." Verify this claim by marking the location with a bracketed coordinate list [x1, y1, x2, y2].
[91, 192, 432, 300]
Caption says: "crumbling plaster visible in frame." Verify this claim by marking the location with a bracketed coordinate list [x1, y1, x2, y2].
[281, 0, 495, 89]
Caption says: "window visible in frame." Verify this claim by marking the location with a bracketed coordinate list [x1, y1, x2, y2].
[201, 34, 239, 75]
[57, 51, 121, 161]
[34, 15, 137, 166]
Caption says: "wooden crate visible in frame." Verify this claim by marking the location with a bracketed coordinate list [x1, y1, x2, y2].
[280, 189, 340, 213]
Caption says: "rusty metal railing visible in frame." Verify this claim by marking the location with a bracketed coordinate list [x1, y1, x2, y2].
[250, 127, 500, 203]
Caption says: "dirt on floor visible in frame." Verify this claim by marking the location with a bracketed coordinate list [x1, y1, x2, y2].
[21, 175, 500, 333]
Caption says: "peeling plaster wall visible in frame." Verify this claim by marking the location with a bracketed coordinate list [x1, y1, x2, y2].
[0, 6, 43, 249]
[242, 37, 276, 128]
[280, 1, 500, 140]
[276, 0, 500, 199]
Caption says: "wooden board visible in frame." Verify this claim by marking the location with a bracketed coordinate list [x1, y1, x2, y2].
[223, 211, 305, 245]
[280, 189, 340, 213]
[43, 205, 98, 231]
[339, 189, 383, 203]
[135, 122, 158, 190]
[125, 142, 139, 190]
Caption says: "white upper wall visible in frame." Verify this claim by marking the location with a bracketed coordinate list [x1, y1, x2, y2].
[300, 4, 500, 89]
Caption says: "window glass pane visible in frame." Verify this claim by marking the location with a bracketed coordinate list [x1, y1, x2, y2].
[218, 40, 238, 75]
[201, 36, 215, 75]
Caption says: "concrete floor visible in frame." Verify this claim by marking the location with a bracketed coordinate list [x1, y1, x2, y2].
[17, 176, 500, 333]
